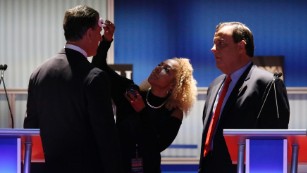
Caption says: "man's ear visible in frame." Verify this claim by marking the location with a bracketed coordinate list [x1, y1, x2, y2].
[84, 28, 94, 41]
[238, 40, 247, 53]
[239, 40, 246, 47]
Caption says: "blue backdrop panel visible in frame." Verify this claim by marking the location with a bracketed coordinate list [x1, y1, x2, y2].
[0, 137, 19, 173]
[162, 164, 198, 173]
[249, 139, 285, 173]
[114, 0, 307, 87]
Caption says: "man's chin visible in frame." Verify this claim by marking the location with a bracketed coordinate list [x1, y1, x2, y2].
[216, 64, 226, 73]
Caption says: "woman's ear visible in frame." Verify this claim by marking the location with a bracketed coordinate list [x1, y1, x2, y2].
[168, 81, 176, 94]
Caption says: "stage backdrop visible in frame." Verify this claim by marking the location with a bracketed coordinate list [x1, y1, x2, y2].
[1, 0, 306, 88]
[114, 0, 307, 87]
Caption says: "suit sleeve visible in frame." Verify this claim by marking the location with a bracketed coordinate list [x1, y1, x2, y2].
[92, 38, 112, 70]
[24, 76, 39, 128]
[274, 78, 290, 128]
[92, 39, 131, 88]
[92, 39, 134, 111]
[256, 78, 290, 129]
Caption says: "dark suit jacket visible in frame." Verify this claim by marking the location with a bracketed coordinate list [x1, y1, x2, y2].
[198, 63, 290, 173]
[24, 48, 122, 173]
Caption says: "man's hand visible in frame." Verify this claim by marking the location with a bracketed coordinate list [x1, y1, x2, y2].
[103, 20, 115, 41]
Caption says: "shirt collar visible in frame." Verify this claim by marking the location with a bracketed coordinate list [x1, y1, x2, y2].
[64, 44, 87, 57]
[229, 62, 252, 85]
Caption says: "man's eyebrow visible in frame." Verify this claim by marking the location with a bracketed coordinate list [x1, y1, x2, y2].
[213, 37, 225, 42]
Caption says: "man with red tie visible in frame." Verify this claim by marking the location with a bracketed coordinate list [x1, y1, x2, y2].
[198, 22, 290, 173]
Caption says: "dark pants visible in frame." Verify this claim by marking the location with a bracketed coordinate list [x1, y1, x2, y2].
[198, 153, 237, 173]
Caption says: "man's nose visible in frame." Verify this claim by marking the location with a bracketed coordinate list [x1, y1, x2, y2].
[211, 45, 216, 53]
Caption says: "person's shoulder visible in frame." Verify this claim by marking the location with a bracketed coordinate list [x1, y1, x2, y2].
[88, 67, 105, 78]
[91, 66, 103, 73]
[248, 65, 285, 89]
[85, 68, 111, 89]
[251, 65, 274, 81]
[30, 51, 65, 76]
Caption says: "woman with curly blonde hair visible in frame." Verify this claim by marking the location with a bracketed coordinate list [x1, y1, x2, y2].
[139, 57, 197, 115]
[92, 21, 197, 173]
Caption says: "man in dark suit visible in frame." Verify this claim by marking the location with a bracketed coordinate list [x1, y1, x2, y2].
[198, 22, 290, 173]
[23, 5, 122, 173]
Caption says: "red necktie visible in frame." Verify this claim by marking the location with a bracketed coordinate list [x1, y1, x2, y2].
[204, 75, 232, 156]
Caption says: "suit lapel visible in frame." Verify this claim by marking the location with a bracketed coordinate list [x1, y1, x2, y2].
[221, 63, 255, 116]
[203, 75, 225, 127]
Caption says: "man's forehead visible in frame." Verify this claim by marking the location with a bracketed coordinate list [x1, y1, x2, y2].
[214, 26, 233, 41]
[213, 33, 229, 42]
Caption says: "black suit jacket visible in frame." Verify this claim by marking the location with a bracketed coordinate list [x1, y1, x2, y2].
[199, 63, 290, 173]
[24, 48, 122, 173]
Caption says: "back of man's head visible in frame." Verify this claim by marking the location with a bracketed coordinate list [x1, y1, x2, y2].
[63, 5, 99, 41]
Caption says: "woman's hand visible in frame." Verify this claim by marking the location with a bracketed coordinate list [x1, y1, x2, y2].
[125, 89, 145, 112]
[103, 20, 115, 41]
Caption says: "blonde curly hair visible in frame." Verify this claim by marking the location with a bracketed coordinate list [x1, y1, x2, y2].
[140, 57, 197, 114]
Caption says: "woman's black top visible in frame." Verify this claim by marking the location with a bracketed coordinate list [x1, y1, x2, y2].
[92, 40, 182, 173]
